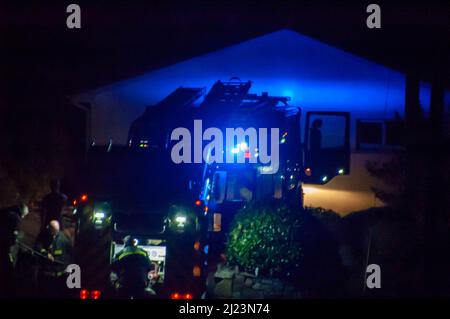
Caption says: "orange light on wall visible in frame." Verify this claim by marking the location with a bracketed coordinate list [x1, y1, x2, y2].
[193, 241, 201, 251]
[193, 265, 201, 277]
[213, 213, 221, 232]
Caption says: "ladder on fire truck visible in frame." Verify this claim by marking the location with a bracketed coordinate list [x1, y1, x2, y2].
[202, 78, 297, 115]
[201, 78, 252, 108]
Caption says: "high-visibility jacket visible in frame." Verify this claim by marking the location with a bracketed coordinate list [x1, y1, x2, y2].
[111, 246, 152, 289]
[36, 231, 73, 276]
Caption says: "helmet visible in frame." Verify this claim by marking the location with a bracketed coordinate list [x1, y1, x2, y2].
[123, 235, 138, 247]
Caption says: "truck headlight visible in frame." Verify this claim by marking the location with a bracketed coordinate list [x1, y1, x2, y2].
[91, 202, 111, 228]
[93, 212, 106, 225]
[94, 211, 106, 219]
[167, 204, 198, 233]
[175, 215, 187, 228]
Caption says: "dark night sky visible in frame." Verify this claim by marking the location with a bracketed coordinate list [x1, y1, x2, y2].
[3, 0, 450, 104]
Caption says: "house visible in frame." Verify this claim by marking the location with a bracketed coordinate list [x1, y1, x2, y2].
[70, 29, 450, 215]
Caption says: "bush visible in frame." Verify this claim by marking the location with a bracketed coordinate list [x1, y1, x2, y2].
[226, 199, 302, 276]
[304, 206, 342, 239]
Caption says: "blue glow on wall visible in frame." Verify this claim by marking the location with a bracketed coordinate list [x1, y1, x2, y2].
[73, 29, 449, 145]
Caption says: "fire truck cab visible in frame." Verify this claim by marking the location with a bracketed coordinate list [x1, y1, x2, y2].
[73, 146, 207, 299]
[190, 80, 351, 264]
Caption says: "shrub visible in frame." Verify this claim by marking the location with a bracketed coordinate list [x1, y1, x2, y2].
[304, 206, 342, 238]
[226, 199, 302, 276]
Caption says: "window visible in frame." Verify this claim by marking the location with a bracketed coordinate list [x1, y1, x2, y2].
[308, 114, 347, 149]
[226, 170, 254, 202]
[357, 119, 405, 149]
[210, 169, 255, 203]
[211, 172, 226, 203]
[356, 120, 383, 149]
[256, 173, 283, 200]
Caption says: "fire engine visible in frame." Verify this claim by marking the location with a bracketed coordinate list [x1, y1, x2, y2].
[72, 78, 350, 298]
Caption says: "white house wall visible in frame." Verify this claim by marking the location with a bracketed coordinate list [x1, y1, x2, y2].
[73, 29, 417, 146]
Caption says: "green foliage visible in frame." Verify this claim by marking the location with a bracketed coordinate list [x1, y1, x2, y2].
[366, 155, 407, 206]
[226, 200, 302, 275]
[304, 206, 341, 222]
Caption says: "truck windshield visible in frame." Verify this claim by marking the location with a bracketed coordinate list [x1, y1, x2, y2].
[226, 170, 255, 202]
[210, 167, 283, 204]
[211, 168, 255, 203]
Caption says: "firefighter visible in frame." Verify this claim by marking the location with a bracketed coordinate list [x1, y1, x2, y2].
[0, 202, 28, 298]
[110, 235, 154, 298]
[309, 118, 324, 174]
[40, 178, 67, 232]
[310, 118, 323, 151]
[35, 220, 74, 298]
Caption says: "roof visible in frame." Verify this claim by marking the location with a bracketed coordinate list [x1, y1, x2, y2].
[71, 29, 445, 145]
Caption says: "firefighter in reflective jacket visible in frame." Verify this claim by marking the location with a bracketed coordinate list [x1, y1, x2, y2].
[111, 236, 153, 298]
[35, 220, 74, 298]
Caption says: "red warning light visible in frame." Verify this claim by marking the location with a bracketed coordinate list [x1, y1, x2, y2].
[80, 194, 88, 202]
[171, 293, 180, 299]
[80, 289, 89, 300]
[184, 293, 193, 300]
[90, 290, 101, 300]
[195, 200, 202, 206]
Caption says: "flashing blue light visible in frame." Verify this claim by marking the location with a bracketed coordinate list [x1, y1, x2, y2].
[239, 142, 248, 151]
[231, 142, 248, 154]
